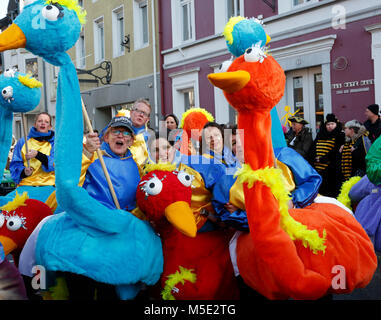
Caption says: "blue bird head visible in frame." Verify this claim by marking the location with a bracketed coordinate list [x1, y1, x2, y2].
[0, 0, 86, 65]
[223, 16, 271, 57]
[0, 69, 42, 113]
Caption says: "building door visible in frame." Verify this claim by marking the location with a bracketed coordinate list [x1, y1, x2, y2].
[286, 66, 323, 138]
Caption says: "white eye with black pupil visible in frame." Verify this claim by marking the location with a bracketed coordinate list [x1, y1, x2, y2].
[2, 86, 13, 100]
[6, 216, 23, 231]
[143, 177, 163, 196]
[177, 171, 194, 187]
[42, 4, 63, 21]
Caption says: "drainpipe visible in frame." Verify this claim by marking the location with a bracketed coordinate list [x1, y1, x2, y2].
[42, 59, 48, 113]
[157, 0, 165, 116]
[151, 0, 159, 128]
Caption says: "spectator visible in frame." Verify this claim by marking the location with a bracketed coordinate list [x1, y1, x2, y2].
[339, 120, 371, 182]
[308, 113, 345, 197]
[8, 112, 55, 203]
[364, 104, 381, 143]
[285, 116, 313, 159]
[128, 98, 153, 165]
[201, 122, 240, 171]
[164, 114, 179, 131]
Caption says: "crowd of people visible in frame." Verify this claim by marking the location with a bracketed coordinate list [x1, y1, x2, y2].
[285, 103, 380, 198]
[2, 99, 381, 300]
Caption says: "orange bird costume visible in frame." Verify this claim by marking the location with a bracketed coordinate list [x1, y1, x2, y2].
[207, 30, 377, 299]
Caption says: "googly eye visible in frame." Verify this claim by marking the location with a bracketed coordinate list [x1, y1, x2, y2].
[244, 44, 267, 63]
[218, 60, 233, 73]
[0, 213, 5, 228]
[6, 216, 24, 232]
[143, 176, 163, 196]
[2, 86, 13, 100]
[177, 171, 194, 187]
[42, 4, 64, 21]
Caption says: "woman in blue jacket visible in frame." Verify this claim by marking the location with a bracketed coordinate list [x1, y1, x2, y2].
[8, 112, 55, 202]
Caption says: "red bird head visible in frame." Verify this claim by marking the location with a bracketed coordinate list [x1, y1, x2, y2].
[207, 52, 286, 112]
[136, 164, 197, 237]
[0, 192, 52, 255]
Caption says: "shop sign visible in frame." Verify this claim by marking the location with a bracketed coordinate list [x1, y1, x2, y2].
[332, 79, 374, 95]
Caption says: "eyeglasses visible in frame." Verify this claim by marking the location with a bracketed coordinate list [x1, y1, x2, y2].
[111, 129, 132, 137]
[132, 108, 150, 118]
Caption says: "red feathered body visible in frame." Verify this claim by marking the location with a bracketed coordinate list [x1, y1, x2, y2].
[0, 198, 52, 265]
[137, 169, 239, 300]
[207, 53, 377, 299]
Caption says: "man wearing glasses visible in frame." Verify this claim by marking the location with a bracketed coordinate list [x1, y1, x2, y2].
[128, 98, 153, 165]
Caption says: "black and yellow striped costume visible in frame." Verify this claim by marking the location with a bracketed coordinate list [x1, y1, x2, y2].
[313, 137, 336, 172]
[341, 140, 354, 181]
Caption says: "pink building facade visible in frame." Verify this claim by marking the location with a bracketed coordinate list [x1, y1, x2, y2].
[159, 0, 381, 137]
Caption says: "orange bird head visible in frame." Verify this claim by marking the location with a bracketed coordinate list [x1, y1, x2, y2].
[136, 166, 197, 238]
[208, 52, 286, 112]
[0, 193, 52, 256]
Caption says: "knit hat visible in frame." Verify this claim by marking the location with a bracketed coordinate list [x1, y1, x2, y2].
[326, 113, 338, 123]
[344, 119, 362, 129]
[367, 104, 379, 116]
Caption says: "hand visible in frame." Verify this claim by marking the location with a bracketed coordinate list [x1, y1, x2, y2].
[25, 149, 37, 160]
[315, 157, 320, 163]
[288, 200, 294, 209]
[85, 132, 101, 153]
[224, 202, 239, 214]
[24, 167, 34, 176]
[339, 145, 344, 153]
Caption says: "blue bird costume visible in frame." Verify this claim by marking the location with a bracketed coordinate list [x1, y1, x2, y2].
[0, 71, 42, 207]
[0, 0, 163, 299]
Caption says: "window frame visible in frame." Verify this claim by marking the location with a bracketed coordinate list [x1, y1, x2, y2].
[112, 5, 125, 58]
[171, 0, 196, 47]
[133, 0, 150, 50]
[93, 16, 105, 64]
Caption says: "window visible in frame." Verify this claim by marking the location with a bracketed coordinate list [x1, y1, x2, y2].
[112, 6, 125, 57]
[226, 0, 240, 20]
[171, 0, 195, 46]
[170, 68, 200, 116]
[182, 89, 195, 110]
[134, 0, 149, 50]
[214, 0, 244, 34]
[140, 1, 149, 45]
[181, 0, 193, 41]
[76, 31, 86, 68]
[94, 17, 105, 63]
[293, 0, 313, 6]
[278, 0, 318, 14]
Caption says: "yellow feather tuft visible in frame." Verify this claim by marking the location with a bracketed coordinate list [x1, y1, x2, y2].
[337, 176, 362, 210]
[179, 107, 214, 129]
[45, 0, 87, 25]
[18, 74, 43, 88]
[0, 192, 29, 212]
[144, 162, 177, 174]
[161, 266, 197, 300]
[235, 164, 326, 254]
[223, 16, 245, 45]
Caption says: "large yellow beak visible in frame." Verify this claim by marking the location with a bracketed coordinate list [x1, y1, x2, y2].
[0, 24, 27, 52]
[208, 70, 250, 94]
[0, 236, 17, 256]
[164, 201, 197, 238]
